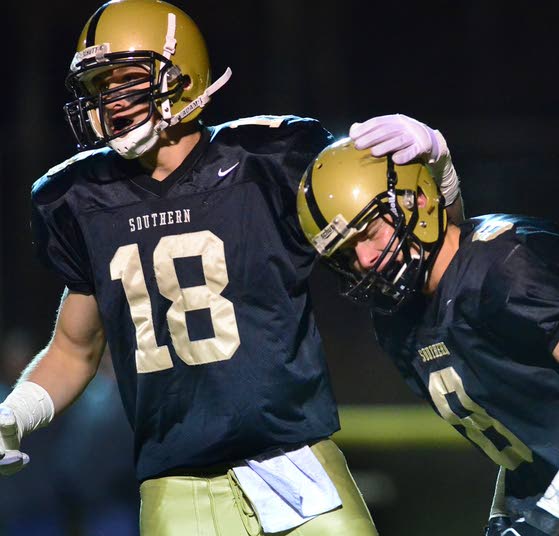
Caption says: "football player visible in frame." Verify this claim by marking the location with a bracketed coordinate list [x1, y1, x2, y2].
[297, 138, 559, 536]
[0, 1, 463, 534]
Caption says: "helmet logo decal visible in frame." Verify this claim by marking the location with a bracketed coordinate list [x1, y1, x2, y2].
[387, 189, 398, 217]
[386, 155, 399, 218]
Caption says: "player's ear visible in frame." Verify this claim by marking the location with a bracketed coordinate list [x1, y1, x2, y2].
[417, 188, 427, 208]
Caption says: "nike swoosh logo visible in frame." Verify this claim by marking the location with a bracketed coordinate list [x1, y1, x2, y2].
[218, 162, 240, 177]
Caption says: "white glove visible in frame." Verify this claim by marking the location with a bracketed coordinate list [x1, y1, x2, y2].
[349, 113, 441, 165]
[349, 113, 461, 205]
[0, 405, 29, 476]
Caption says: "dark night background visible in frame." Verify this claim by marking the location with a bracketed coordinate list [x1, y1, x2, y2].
[1, 1, 558, 535]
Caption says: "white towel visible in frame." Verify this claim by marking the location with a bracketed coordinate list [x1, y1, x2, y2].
[233, 445, 342, 533]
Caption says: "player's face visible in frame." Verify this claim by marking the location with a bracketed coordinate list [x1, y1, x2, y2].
[344, 215, 399, 274]
[91, 64, 152, 137]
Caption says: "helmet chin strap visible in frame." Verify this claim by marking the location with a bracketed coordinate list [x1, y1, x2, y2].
[108, 67, 232, 159]
[108, 119, 160, 159]
[155, 67, 232, 133]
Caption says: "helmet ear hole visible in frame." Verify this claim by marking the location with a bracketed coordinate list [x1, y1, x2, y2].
[416, 187, 427, 209]
[182, 74, 192, 90]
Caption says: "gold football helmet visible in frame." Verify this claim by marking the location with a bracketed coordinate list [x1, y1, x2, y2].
[64, 0, 230, 158]
[297, 137, 447, 312]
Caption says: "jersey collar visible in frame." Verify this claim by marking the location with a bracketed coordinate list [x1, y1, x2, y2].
[117, 126, 211, 196]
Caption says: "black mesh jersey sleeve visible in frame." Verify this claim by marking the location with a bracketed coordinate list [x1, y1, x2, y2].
[30, 158, 96, 294]
[280, 117, 335, 244]
[478, 220, 559, 361]
[209, 115, 334, 266]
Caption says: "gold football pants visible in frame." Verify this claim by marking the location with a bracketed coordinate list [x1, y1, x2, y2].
[139, 439, 378, 535]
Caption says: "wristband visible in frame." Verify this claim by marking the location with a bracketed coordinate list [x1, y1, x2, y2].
[2, 381, 55, 439]
[428, 130, 460, 206]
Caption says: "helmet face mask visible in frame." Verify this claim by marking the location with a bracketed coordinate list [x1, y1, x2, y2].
[67, 59, 142, 140]
[63, 0, 215, 158]
[325, 189, 427, 314]
[297, 138, 447, 314]
[64, 52, 183, 152]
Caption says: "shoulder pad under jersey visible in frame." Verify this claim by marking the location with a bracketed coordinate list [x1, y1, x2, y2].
[211, 114, 321, 138]
[32, 148, 113, 204]
[45, 148, 109, 178]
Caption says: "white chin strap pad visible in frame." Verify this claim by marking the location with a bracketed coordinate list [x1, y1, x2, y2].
[108, 119, 160, 159]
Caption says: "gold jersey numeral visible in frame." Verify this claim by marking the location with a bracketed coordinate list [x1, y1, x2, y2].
[429, 366, 532, 470]
[110, 231, 241, 372]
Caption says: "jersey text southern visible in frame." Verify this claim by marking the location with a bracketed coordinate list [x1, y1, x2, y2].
[129, 209, 191, 232]
[418, 342, 450, 362]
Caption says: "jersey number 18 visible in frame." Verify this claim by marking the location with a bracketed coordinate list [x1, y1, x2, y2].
[110, 231, 241, 372]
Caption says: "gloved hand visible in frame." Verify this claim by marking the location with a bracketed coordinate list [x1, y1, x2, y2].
[485, 515, 512, 535]
[0, 405, 29, 476]
[349, 113, 461, 206]
[349, 113, 442, 165]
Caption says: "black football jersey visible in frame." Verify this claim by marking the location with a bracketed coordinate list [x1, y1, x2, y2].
[375, 214, 559, 515]
[31, 115, 339, 482]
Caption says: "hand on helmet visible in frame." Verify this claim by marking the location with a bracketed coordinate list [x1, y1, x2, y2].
[350, 113, 461, 207]
[0, 405, 29, 476]
[349, 113, 442, 165]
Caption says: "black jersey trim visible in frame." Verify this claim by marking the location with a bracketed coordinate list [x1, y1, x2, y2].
[127, 127, 211, 196]
[303, 166, 329, 229]
[86, 3, 110, 47]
